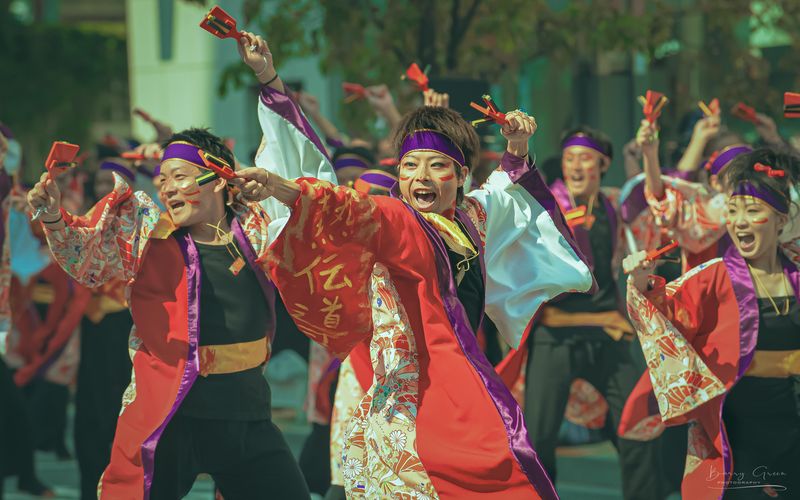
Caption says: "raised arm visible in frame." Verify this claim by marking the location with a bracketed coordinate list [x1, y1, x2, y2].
[465, 112, 594, 349]
[366, 84, 403, 130]
[239, 32, 337, 243]
[676, 115, 719, 173]
[297, 92, 347, 148]
[636, 119, 663, 199]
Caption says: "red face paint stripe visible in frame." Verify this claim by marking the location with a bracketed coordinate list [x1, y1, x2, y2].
[398, 175, 411, 181]
[437, 174, 456, 182]
[751, 218, 769, 225]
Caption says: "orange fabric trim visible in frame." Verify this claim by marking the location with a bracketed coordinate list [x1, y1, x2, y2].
[539, 306, 634, 340]
[745, 349, 800, 378]
[198, 338, 268, 377]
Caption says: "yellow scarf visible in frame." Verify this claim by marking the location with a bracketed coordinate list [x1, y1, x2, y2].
[419, 212, 478, 284]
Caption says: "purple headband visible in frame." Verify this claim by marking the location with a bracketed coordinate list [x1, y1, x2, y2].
[100, 160, 136, 182]
[731, 182, 789, 214]
[354, 170, 397, 193]
[562, 135, 606, 156]
[155, 141, 207, 176]
[399, 130, 465, 167]
[333, 153, 370, 171]
[707, 145, 752, 176]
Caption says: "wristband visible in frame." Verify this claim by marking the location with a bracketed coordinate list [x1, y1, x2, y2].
[264, 72, 279, 86]
[42, 213, 63, 225]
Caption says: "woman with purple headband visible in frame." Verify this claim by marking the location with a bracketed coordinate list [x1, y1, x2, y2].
[512, 125, 666, 500]
[246, 103, 593, 498]
[637, 117, 755, 271]
[622, 149, 800, 499]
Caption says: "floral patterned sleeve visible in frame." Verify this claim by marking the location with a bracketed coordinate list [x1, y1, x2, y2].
[645, 176, 727, 254]
[626, 260, 729, 425]
[43, 174, 160, 288]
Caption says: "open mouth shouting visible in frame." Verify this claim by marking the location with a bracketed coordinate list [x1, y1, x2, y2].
[412, 187, 437, 211]
[735, 231, 756, 253]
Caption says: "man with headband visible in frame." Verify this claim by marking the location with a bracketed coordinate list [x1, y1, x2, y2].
[515, 125, 666, 500]
[242, 103, 593, 498]
[25, 30, 332, 499]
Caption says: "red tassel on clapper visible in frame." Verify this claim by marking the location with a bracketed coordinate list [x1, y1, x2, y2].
[784, 92, 800, 118]
[402, 63, 429, 92]
[469, 94, 507, 127]
[731, 102, 759, 124]
[637, 90, 668, 124]
[342, 82, 367, 103]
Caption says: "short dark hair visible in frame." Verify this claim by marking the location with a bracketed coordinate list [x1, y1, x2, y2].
[704, 130, 746, 158]
[721, 148, 798, 211]
[392, 107, 480, 205]
[162, 128, 234, 168]
[560, 125, 613, 159]
[392, 106, 480, 171]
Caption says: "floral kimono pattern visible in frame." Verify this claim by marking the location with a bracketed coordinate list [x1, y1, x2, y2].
[619, 244, 800, 499]
[269, 159, 591, 498]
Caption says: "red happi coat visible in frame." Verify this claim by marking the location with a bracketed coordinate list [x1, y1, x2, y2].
[269, 178, 571, 499]
[619, 244, 800, 499]
[43, 177, 275, 499]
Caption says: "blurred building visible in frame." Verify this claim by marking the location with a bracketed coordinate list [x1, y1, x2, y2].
[126, 0, 337, 163]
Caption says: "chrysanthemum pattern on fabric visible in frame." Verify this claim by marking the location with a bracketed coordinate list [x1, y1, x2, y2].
[341, 264, 438, 499]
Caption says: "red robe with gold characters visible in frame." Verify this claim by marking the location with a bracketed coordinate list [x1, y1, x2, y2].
[267, 157, 594, 499]
[619, 243, 800, 499]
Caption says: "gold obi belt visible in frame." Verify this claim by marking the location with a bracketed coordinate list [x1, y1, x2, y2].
[198, 338, 269, 377]
[31, 283, 55, 304]
[540, 306, 635, 341]
[745, 350, 800, 378]
[85, 295, 128, 323]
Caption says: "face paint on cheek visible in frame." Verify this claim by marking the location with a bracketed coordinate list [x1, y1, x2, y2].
[398, 175, 411, 181]
[751, 217, 769, 225]
[437, 173, 456, 182]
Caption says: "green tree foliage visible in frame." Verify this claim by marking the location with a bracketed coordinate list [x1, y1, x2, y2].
[202, 0, 800, 133]
[0, 14, 127, 182]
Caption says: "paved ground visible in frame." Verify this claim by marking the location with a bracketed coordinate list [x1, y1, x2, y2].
[3, 418, 634, 500]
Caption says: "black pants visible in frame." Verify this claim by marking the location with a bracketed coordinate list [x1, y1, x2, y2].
[74, 311, 133, 500]
[21, 378, 69, 454]
[524, 327, 665, 500]
[0, 356, 39, 486]
[151, 415, 310, 500]
[298, 423, 331, 495]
